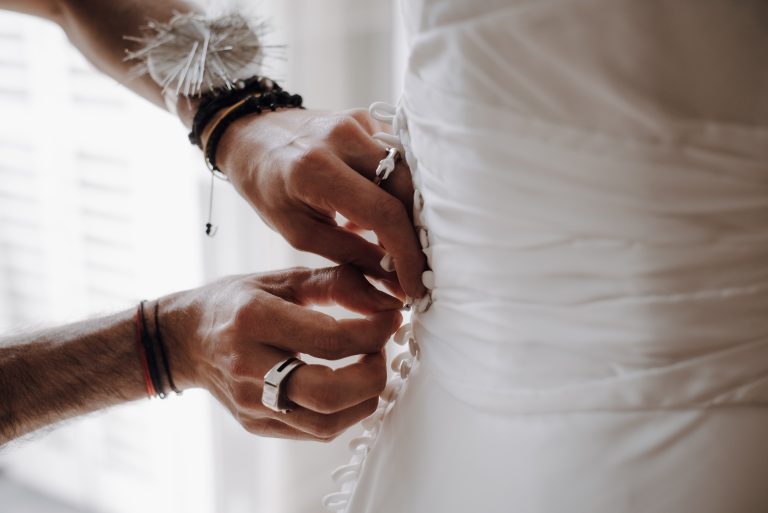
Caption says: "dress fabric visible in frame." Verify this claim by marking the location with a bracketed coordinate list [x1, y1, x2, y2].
[332, 1, 768, 511]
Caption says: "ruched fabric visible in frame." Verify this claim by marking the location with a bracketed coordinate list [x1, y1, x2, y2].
[327, 1, 768, 511]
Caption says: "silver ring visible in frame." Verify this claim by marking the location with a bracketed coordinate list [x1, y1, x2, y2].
[373, 147, 400, 186]
[262, 357, 306, 413]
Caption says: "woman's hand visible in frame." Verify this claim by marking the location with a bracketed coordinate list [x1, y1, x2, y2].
[215, 107, 426, 300]
[162, 265, 402, 441]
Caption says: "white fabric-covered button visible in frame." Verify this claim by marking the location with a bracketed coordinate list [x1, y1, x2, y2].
[409, 338, 421, 358]
[331, 462, 362, 483]
[362, 409, 386, 430]
[322, 492, 351, 510]
[381, 377, 403, 401]
[399, 359, 412, 379]
[415, 293, 432, 313]
[423, 246, 434, 268]
[393, 323, 412, 345]
[414, 189, 424, 211]
[391, 351, 411, 372]
[413, 205, 423, 227]
[348, 435, 375, 454]
[418, 227, 429, 249]
[422, 270, 435, 289]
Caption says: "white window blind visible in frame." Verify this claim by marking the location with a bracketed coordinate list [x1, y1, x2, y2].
[0, 12, 215, 513]
[0, 2, 405, 512]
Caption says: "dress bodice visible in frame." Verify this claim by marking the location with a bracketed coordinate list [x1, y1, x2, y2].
[400, 0, 768, 401]
[326, 3, 768, 512]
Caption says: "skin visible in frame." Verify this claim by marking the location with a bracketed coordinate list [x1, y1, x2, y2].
[0, 0, 423, 443]
[3, 0, 426, 299]
[0, 266, 402, 445]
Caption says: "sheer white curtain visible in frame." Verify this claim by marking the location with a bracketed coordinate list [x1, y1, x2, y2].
[0, 2, 405, 513]
[204, 2, 405, 512]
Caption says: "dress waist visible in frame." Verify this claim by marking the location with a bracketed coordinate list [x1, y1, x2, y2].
[400, 71, 768, 412]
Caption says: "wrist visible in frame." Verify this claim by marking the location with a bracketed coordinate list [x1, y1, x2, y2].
[175, 95, 202, 129]
[155, 292, 202, 391]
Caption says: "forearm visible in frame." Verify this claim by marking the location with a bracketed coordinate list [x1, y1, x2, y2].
[57, 0, 200, 109]
[0, 308, 148, 444]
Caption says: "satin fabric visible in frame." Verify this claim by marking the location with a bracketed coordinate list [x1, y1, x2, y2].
[343, 1, 768, 511]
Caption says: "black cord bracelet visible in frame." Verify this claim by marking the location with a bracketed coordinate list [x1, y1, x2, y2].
[138, 300, 166, 399]
[153, 302, 181, 395]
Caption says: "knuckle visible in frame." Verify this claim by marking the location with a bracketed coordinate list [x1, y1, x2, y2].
[242, 419, 265, 436]
[285, 149, 328, 195]
[347, 108, 372, 125]
[327, 116, 360, 141]
[375, 195, 407, 225]
[283, 227, 309, 252]
[333, 263, 360, 284]
[226, 353, 250, 379]
[310, 378, 342, 414]
[231, 301, 254, 331]
[231, 382, 258, 407]
[279, 266, 311, 302]
[314, 418, 341, 438]
[325, 265, 357, 298]
[314, 322, 346, 360]
[287, 265, 312, 286]
[293, 147, 328, 172]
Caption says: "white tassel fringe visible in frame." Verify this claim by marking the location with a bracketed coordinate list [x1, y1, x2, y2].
[125, 11, 270, 97]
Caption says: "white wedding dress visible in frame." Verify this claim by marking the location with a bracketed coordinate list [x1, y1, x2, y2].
[325, 1, 768, 511]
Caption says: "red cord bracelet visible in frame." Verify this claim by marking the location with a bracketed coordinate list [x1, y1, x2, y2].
[133, 307, 157, 398]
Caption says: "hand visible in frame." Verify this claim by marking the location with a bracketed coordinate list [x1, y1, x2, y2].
[161, 265, 402, 441]
[215, 107, 427, 300]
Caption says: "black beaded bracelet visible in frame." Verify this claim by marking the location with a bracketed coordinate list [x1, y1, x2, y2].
[188, 76, 281, 148]
[203, 89, 303, 174]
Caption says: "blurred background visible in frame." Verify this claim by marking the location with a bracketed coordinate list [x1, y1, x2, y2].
[0, 1, 407, 512]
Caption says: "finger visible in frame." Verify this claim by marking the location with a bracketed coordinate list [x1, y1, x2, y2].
[278, 396, 380, 439]
[214, 388, 333, 441]
[284, 351, 387, 413]
[337, 130, 415, 218]
[240, 417, 332, 442]
[342, 219, 365, 234]
[379, 278, 406, 301]
[258, 294, 402, 359]
[288, 265, 402, 313]
[338, 108, 388, 136]
[301, 156, 426, 298]
[291, 218, 396, 282]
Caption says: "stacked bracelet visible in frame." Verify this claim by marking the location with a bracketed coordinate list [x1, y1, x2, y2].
[188, 76, 276, 149]
[133, 300, 181, 399]
[202, 87, 303, 174]
[189, 76, 304, 236]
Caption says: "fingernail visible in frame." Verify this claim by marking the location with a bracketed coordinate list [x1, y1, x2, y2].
[379, 253, 395, 272]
